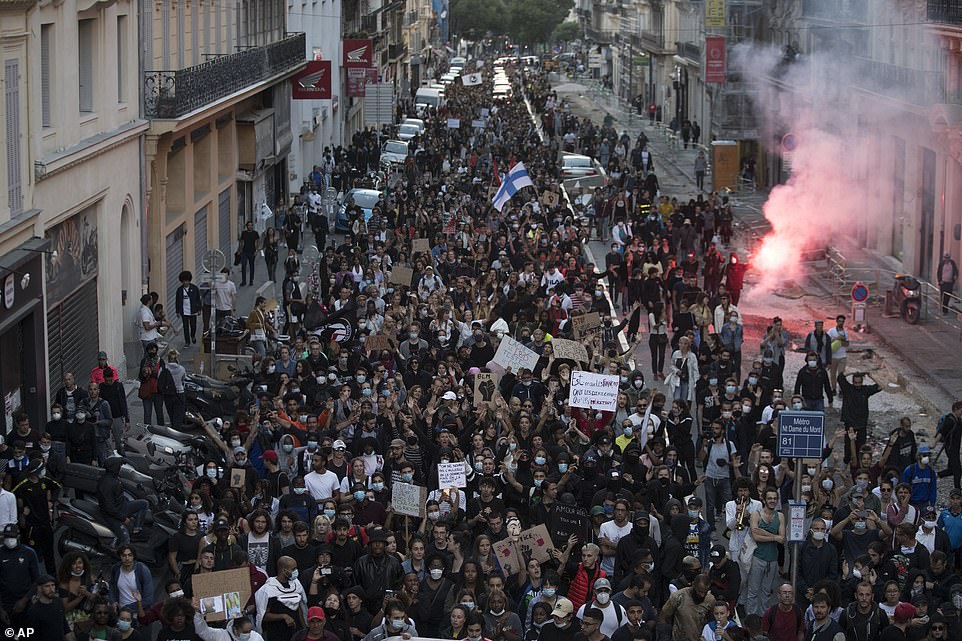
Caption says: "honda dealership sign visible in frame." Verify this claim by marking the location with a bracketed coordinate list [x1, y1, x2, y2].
[343, 39, 373, 68]
[292, 61, 332, 100]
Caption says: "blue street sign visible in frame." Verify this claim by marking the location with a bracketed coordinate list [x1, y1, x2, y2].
[777, 411, 825, 459]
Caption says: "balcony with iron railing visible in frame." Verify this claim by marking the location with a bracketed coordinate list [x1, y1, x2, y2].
[853, 56, 945, 105]
[929, 0, 962, 25]
[144, 33, 305, 119]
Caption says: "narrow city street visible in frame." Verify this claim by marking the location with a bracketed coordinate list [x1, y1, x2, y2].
[552, 76, 950, 457]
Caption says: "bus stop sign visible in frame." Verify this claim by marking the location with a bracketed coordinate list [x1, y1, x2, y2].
[777, 411, 826, 459]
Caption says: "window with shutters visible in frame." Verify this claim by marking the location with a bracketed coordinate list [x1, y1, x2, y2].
[78, 19, 95, 113]
[40, 25, 52, 127]
[117, 16, 127, 103]
[5, 59, 23, 217]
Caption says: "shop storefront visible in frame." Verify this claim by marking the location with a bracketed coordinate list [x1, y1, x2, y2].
[0, 238, 48, 432]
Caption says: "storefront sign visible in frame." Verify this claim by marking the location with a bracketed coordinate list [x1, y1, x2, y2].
[706, 0, 726, 27]
[292, 60, 332, 100]
[343, 39, 374, 68]
[706, 36, 727, 83]
[347, 67, 378, 97]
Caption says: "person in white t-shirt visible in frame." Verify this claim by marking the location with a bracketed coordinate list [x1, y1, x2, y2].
[827, 314, 849, 397]
[304, 452, 341, 503]
[138, 294, 162, 351]
[598, 498, 633, 575]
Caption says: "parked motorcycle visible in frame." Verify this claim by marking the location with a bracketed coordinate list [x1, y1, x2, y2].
[53, 495, 180, 567]
[184, 368, 255, 420]
[894, 274, 922, 324]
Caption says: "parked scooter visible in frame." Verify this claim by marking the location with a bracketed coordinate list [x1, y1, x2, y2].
[894, 274, 922, 324]
[52, 495, 180, 567]
[183, 367, 255, 420]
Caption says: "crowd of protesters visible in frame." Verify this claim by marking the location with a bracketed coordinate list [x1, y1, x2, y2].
[3, 53, 962, 641]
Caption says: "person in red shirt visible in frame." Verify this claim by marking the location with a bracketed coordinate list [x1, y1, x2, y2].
[761, 582, 804, 641]
[293, 606, 341, 641]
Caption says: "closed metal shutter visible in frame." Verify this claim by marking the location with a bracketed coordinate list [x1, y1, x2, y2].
[218, 187, 232, 256]
[194, 205, 208, 274]
[48, 279, 99, 391]
[166, 226, 184, 313]
[5, 59, 22, 216]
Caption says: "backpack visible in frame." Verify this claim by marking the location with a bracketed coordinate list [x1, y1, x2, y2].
[158, 366, 177, 396]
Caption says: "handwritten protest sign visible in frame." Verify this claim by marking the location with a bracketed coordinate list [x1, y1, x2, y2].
[389, 266, 414, 286]
[548, 503, 590, 547]
[365, 334, 393, 353]
[551, 338, 589, 363]
[518, 524, 554, 563]
[192, 568, 252, 622]
[392, 482, 427, 517]
[447, 118, 461, 129]
[572, 312, 601, 341]
[493, 538, 523, 576]
[569, 371, 620, 411]
[493, 336, 540, 373]
[411, 238, 431, 254]
[474, 371, 499, 403]
[438, 461, 467, 488]
[541, 191, 559, 207]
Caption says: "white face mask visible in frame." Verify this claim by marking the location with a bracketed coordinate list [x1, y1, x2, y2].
[595, 592, 610, 605]
[2, 538, 16, 549]
[169, 590, 185, 598]
[51, 412, 62, 421]
[922, 456, 930, 465]
[811, 531, 826, 541]
[925, 520, 937, 529]
[429, 568, 444, 580]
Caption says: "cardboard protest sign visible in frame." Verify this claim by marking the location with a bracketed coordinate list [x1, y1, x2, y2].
[411, 238, 431, 254]
[230, 468, 246, 489]
[572, 312, 602, 340]
[551, 338, 589, 363]
[447, 118, 461, 128]
[548, 503, 590, 548]
[438, 461, 467, 488]
[518, 524, 554, 563]
[365, 334, 393, 353]
[473, 371, 499, 403]
[192, 568, 252, 622]
[471, 119, 486, 129]
[493, 336, 540, 373]
[541, 191, 559, 207]
[493, 538, 523, 576]
[392, 482, 427, 517]
[389, 266, 414, 286]
[569, 371, 620, 411]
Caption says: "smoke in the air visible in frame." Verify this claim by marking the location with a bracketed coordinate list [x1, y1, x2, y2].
[730, 8, 932, 294]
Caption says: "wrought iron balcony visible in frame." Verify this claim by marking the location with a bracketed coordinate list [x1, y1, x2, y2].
[143, 33, 306, 119]
[853, 57, 945, 105]
[677, 41, 701, 61]
[929, 0, 962, 24]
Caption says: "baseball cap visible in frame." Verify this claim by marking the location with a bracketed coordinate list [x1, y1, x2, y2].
[710, 544, 727, 559]
[35, 574, 56, 586]
[213, 518, 230, 531]
[1, 524, 17, 537]
[308, 606, 326, 621]
[551, 598, 574, 617]
[390, 438, 406, 449]
[590, 505, 606, 516]
[687, 496, 703, 507]
[920, 444, 931, 454]
[262, 450, 279, 463]
[442, 391, 457, 401]
[332, 440, 347, 450]
[593, 578, 611, 592]
[598, 435, 612, 445]
[97, 351, 108, 360]
[894, 602, 916, 623]
[233, 446, 247, 456]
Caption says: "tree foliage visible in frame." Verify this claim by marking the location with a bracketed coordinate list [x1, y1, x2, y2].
[450, 0, 506, 39]
[552, 21, 580, 44]
[506, 0, 574, 45]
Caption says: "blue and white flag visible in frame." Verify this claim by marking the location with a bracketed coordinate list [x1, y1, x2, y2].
[491, 162, 534, 211]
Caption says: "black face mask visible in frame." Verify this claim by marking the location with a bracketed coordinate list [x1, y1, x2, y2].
[658, 477, 670, 487]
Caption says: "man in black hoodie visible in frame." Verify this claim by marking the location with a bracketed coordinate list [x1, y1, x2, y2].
[614, 511, 656, 586]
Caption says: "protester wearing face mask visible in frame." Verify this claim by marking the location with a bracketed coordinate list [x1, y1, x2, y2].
[255, 555, 307, 638]
[537, 597, 579, 641]
[796, 518, 839, 603]
[362, 600, 417, 641]
[829, 509, 879, 567]
[792, 352, 833, 412]
[575, 578, 627, 638]
[903, 446, 937, 509]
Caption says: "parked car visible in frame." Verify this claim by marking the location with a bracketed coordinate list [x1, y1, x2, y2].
[561, 153, 604, 179]
[398, 123, 421, 141]
[335, 188, 382, 233]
